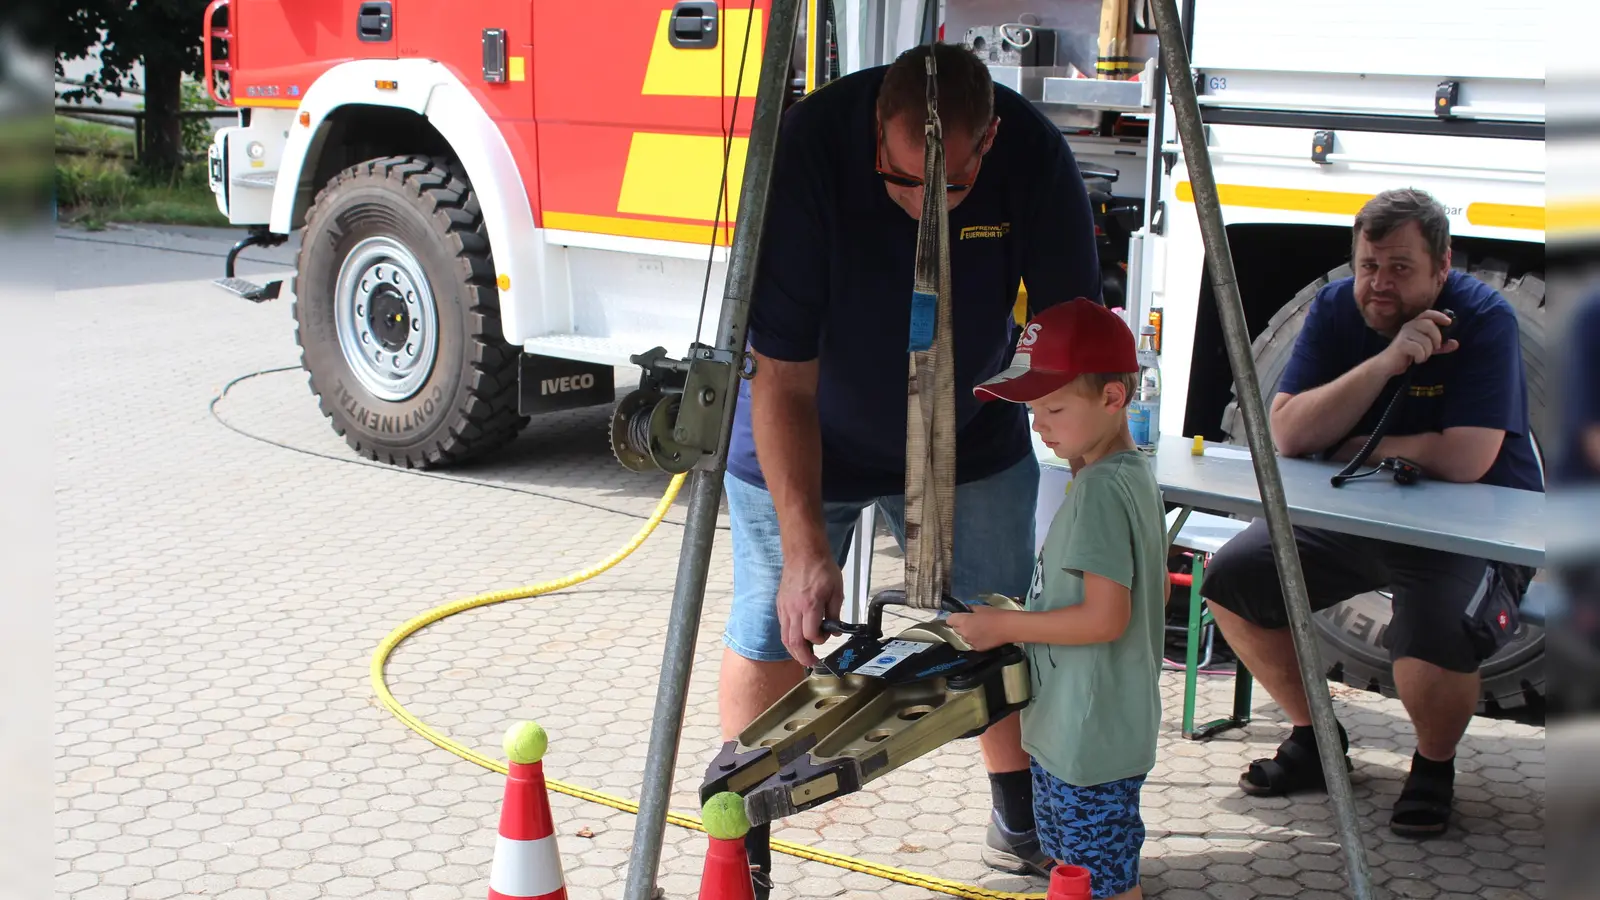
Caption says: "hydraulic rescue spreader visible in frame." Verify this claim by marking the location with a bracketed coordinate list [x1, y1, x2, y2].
[701, 588, 1032, 827]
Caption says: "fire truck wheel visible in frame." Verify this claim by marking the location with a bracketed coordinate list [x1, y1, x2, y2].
[293, 155, 529, 468]
[1219, 261, 1548, 720]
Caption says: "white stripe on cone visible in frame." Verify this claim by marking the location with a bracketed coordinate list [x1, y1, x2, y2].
[489, 833, 566, 899]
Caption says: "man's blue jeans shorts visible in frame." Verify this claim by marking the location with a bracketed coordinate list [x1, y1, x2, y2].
[721, 454, 1041, 662]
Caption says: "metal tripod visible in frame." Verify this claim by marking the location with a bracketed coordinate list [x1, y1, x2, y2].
[619, 0, 1376, 896]
[1147, 1, 1375, 897]
[616, 0, 804, 897]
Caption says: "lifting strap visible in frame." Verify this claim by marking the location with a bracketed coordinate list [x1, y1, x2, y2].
[902, 51, 957, 611]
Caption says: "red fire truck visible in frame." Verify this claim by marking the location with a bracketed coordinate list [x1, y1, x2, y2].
[203, 0, 813, 467]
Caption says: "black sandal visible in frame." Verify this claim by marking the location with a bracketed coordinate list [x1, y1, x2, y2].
[1390, 764, 1454, 838]
[1239, 734, 1351, 797]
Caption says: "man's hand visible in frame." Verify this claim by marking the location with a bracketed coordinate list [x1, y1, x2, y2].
[777, 552, 844, 667]
[1378, 310, 1459, 376]
[947, 606, 1019, 652]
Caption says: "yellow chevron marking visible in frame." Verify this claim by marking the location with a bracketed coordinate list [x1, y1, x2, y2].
[1176, 181, 1372, 216]
[1177, 182, 1544, 232]
[1466, 202, 1544, 231]
[543, 211, 734, 246]
[618, 132, 747, 224]
[641, 8, 764, 97]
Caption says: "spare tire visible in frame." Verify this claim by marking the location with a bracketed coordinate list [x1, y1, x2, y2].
[1219, 260, 1547, 718]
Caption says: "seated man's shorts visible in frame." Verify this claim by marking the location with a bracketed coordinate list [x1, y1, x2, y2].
[721, 454, 1039, 662]
[1201, 519, 1532, 673]
[1031, 761, 1146, 898]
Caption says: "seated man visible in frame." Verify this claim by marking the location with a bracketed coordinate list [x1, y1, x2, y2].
[1200, 188, 1543, 839]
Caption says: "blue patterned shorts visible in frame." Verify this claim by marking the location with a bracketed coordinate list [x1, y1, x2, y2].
[1030, 761, 1146, 898]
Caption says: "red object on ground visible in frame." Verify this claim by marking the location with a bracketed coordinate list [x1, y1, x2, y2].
[698, 834, 757, 900]
[488, 761, 569, 900]
[1048, 864, 1094, 900]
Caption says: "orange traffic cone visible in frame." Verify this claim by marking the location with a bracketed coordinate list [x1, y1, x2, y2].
[1047, 864, 1093, 900]
[698, 792, 756, 900]
[488, 721, 568, 900]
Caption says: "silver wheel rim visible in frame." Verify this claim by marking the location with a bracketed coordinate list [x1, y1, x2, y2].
[334, 237, 438, 402]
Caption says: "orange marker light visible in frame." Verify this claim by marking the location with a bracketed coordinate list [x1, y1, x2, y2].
[375, 80, 399, 91]
[298, 111, 311, 127]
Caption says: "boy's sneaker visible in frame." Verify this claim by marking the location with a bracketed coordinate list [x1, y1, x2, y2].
[981, 813, 1055, 877]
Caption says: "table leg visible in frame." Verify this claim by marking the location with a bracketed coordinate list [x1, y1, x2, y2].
[1231, 662, 1254, 723]
[1184, 553, 1254, 741]
[1191, 661, 1253, 741]
[1182, 553, 1204, 738]
[1166, 505, 1193, 548]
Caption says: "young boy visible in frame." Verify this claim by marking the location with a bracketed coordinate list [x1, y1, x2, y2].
[949, 298, 1167, 900]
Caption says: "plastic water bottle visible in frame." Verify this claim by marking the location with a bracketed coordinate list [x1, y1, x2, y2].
[1127, 325, 1161, 451]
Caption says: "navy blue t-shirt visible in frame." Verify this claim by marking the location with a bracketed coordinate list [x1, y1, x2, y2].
[726, 66, 1101, 501]
[1555, 291, 1600, 484]
[1277, 270, 1543, 492]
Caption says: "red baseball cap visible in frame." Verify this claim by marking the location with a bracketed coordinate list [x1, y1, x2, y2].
[974, 298, 1138, 403]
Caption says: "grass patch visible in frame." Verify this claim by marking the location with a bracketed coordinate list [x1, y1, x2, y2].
[105, 193, 232, 227]
[55, 115, 136, 157]
[56, 158, 229, 230]
[55, 114, 228, 229]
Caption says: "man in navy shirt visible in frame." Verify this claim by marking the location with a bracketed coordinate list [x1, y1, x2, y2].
[1201, 188, 1541, 839]
[719, 42, 1099, 878]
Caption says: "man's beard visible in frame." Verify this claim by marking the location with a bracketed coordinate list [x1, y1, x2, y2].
[1358, 293, 1415, 335]
[1360, 304, 1398, 332]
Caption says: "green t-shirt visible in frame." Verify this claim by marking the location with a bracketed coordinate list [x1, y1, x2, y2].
[1020, 450, 1167, 787]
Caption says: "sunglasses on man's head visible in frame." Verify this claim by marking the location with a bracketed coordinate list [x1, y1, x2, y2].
[874, 126, 988, 193]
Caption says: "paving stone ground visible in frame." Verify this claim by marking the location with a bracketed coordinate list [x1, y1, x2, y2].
[56, 275, 1544, 900]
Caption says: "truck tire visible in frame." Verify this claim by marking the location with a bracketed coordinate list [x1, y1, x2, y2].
[1218, 261, 1548, 717]
[293, 155, 529, 468]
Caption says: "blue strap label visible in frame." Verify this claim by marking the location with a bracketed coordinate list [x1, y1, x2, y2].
[908, 290, 937, 352]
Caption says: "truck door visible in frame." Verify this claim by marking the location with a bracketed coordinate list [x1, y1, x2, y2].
[231, 0, 400, 106]
[532, 0, 773, 245]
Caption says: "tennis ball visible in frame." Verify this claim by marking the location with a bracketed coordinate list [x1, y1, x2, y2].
[503, 721, 548, 765]
[701, 792, 750, 841]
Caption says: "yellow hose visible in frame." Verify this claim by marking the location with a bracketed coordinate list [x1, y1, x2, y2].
[370, 471, 1045, 900]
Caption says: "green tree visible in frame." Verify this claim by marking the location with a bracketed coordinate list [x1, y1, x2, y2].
[55, 1, 208, 176]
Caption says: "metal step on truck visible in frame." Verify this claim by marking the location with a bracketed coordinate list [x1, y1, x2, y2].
[200, 0, 1546, 715]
